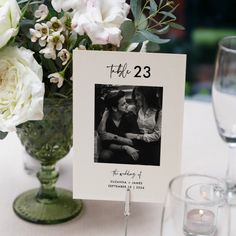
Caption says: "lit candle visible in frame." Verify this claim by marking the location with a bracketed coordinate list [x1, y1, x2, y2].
[183, 209, 216, 235]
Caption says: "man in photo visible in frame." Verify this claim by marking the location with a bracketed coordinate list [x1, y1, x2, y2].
[97, 90, 140, 164]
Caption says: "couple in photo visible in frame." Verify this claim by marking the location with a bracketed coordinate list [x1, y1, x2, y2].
[97, 86, 162, 166]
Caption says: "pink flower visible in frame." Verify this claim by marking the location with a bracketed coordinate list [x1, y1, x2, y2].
[71, 0, 130, 46]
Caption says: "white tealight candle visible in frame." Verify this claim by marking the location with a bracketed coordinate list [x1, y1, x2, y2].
[184, 209, 216, 235]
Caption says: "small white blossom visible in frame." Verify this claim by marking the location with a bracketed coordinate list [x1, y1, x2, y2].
[39, 44, 57, 60]
[29, 28, 41, 42]
[48, 72, 64, 88]
[47, 17, 64, 33]
[30, 23, 49, 46]
[58, 49, 70, 65]
[47, 32, 65, 51]
[34, 4, 49, 22]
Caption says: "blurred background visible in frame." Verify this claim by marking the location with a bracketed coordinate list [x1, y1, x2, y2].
[160, 0, 236, 99]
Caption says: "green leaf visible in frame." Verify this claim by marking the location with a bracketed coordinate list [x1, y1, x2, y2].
[150, 0, 158, 14]
[41, 56, 58, 73]
[0, 131, 8, 140]
[20, 19, 34, 30]
[160, 11, 176, 20]
[137, 13, 148, 30]
[68, 32, 78, 51]
[131, 43, 143, 52]
[170, 22, 185, 30]
[131, 32, 147, 43]
[120, 20, 135, 42]
[130, 0, 142, 21]
[29, 1, 44, 5]
[17, 0, 29, 4]
[139, 30, 170, 44]
[118, 42, 131, 51]
[146, 41, 160, 52]
[155, 25, 170, 35]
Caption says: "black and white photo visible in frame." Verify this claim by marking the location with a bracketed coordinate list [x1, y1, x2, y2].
[94, 84, 163, 166]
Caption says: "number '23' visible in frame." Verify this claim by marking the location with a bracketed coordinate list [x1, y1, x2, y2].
[134, 66, 151, 78]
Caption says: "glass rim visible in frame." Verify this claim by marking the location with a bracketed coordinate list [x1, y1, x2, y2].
[219, 36, 236, 53]
[168, 173, 227, 205]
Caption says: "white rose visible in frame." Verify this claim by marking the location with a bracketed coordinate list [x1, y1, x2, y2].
[71, 0, 130, 46]
[51, 0, 87, 13]
[0, 47, 45, 132]
[0, 0, 21, 49]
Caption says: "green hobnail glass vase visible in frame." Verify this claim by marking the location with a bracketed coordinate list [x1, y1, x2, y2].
[13, 98, 82, 224]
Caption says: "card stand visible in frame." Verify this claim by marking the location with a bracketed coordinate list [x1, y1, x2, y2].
[124, 188, 131, 236]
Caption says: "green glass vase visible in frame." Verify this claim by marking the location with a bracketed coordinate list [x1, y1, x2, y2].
[13, 98, 82, 224]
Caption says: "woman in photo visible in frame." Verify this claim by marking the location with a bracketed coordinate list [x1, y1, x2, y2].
[126, 86, 162, 165]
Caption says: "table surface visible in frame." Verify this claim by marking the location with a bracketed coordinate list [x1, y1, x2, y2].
[0, 99, 235, 236]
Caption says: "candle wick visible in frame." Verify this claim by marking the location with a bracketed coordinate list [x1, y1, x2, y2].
[199, 209, 204, 221]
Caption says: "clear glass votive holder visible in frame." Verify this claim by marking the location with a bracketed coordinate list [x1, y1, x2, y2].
[160, 174, 229, 236]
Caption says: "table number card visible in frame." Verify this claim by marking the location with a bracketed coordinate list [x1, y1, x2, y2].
[73, 50, 186, 203]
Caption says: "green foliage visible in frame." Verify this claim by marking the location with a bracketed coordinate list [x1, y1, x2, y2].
[146, 41, 160, 52]
[130, 0, 142, 21]
[139, 30, 170, 44]
[0, 131, 8, 140]
[150, 0, 158, 14]
[120, 0, 184, 52]
[120, 21, 136, 43]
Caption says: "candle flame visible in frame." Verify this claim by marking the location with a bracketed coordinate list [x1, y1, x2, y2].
[199, 209, 204, 216]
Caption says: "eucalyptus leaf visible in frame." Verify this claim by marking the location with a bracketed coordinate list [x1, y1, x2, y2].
[0, 131, 8, 140]
[17, 0, 29, 4]
[139, 30, 170, 44]
[118, 42, 131, 51]
[170, 22, 185, 30]
[120, 20, 135, 42]
[29, 1, 44, 5]
[155, 25, 170, 35]
[137, 14, 148, 30]
[150, 0, 158, 14]
[160, 11, 176, 19]
[131, 32, 147, 43]
[130, 0, 142, 21]
[146, 41, 160, 52]
[131, 43, 143, 52]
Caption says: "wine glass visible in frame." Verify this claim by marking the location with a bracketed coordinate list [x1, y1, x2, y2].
[212, 36, 236, 204]
[160, 174, 229, 236]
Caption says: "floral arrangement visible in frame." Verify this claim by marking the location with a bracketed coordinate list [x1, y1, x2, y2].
[0, 0, 183, 137]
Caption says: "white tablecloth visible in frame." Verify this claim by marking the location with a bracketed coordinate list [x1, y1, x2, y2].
[0, 100, 234, 236]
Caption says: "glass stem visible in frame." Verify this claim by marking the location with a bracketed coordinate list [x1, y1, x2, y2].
[36, 163, 59, 203]
[226, 144, 236, 190]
